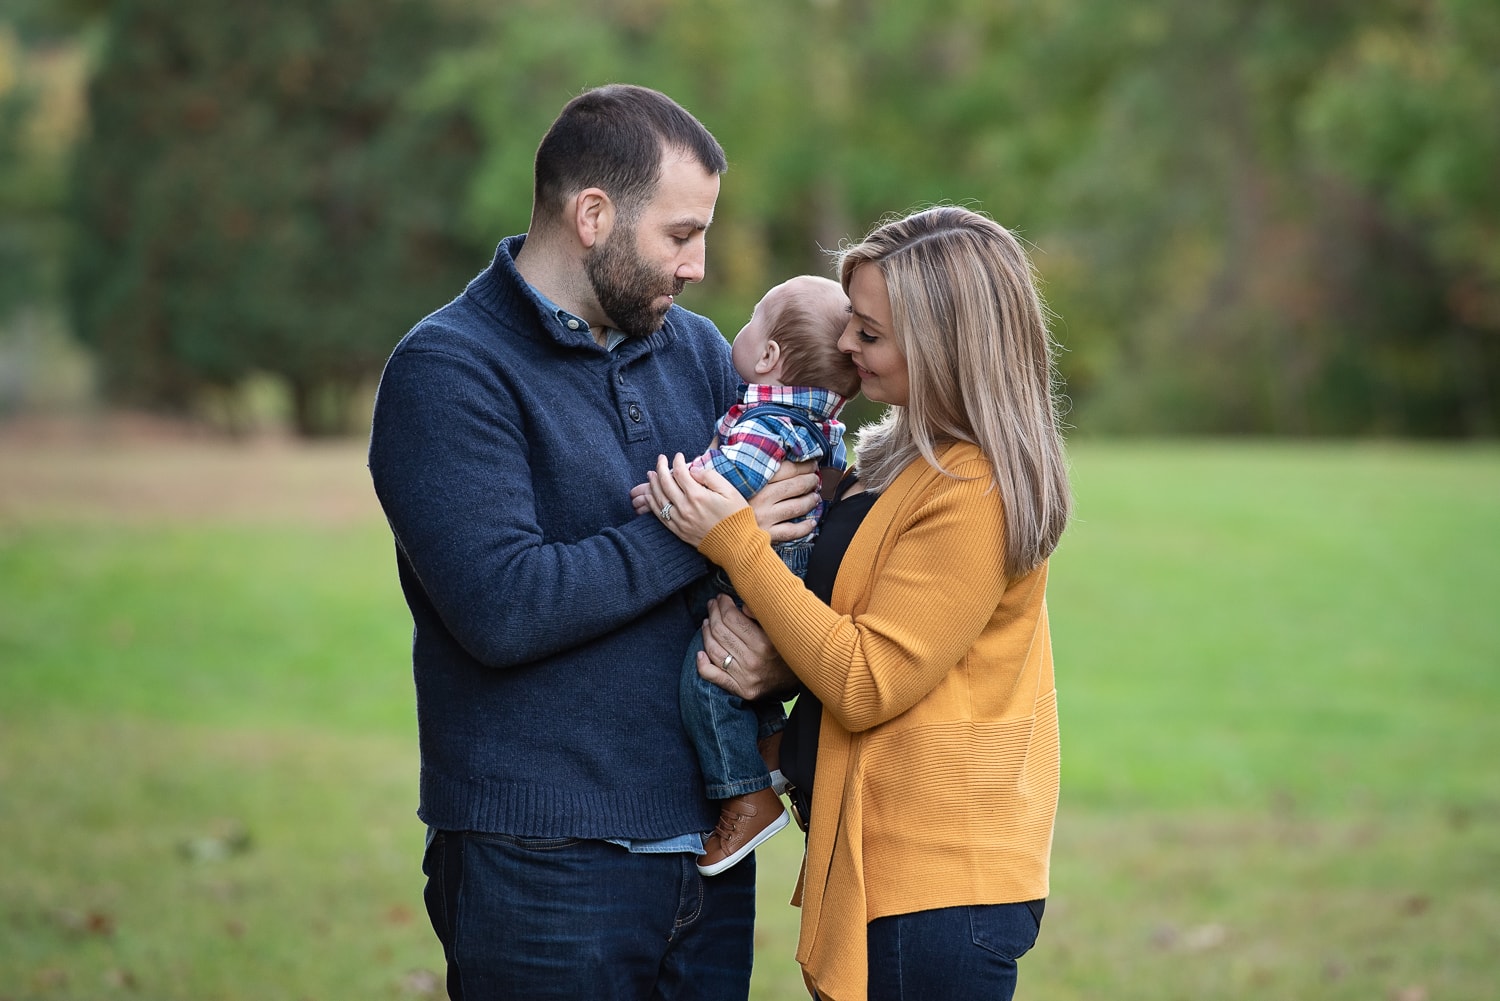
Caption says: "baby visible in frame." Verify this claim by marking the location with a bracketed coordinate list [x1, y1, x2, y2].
[637, 275, 860, 875]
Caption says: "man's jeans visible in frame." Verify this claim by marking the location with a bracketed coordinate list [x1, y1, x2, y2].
[422, 828, 755, 1000]
[866, 903, 1041, 1001]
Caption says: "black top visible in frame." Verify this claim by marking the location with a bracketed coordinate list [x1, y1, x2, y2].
[779, 477, 877, 818]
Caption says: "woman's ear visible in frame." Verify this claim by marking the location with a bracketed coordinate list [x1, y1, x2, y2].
[753, 339, 783, 378]
[573, 188, 614, 249]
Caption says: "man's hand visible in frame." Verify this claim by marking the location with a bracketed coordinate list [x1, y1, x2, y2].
[695, 595, 799, 700]
[629, 480, 655, 516]
[748, 461, 820, 545]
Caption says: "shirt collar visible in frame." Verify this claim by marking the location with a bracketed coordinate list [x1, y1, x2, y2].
[733, 383, 848, 422]
[531, 287, 627, 352]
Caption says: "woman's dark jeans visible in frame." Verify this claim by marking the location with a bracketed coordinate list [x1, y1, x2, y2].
[865, 902, 1041, 1001]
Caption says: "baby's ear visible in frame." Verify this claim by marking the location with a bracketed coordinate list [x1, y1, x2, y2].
[754, 339, 782, 378]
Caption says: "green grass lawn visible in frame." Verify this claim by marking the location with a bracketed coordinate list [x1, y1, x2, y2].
[1, 438, 1496, 999]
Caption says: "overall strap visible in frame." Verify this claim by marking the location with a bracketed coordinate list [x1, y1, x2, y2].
[739, 402, 832, 465]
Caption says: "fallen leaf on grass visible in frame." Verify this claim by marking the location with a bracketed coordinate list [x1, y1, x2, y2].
[1180, 923, 1228, 951]
[1399, 895, 1430, 916]
[400, 969, 442, 997]
[52, 908, 116, 938]
[31, 967, 68, 989]
[176, 820, 253, 862]
[102, 967, 138, 990]
[1150, 921, 1228, 952]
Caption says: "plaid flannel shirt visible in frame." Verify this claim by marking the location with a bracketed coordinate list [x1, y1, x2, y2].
[693, 384, 849, 525]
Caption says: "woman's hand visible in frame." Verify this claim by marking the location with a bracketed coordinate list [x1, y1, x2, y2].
[695, 594, 799, 700]
[646, 453, 750, 548]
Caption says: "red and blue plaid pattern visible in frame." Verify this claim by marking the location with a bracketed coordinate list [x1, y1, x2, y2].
[693, 383, 849, 504]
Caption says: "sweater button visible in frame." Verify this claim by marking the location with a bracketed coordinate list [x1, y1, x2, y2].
[628, 404, 642, 422]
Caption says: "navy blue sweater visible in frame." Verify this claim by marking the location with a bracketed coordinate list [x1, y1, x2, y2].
[368, 236, 738, 838]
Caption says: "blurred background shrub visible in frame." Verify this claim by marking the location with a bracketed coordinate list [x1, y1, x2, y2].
[1, 0, 1495, 437]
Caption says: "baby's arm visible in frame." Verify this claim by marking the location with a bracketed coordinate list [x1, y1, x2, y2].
[698, 443, 774, 502]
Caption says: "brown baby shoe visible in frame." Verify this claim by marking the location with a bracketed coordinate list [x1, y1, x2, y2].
[697, 786, 790, 876]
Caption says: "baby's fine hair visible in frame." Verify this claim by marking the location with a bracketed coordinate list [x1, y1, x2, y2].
[762, 276, 862, 399]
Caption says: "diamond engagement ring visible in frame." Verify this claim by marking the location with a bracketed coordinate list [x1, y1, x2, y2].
[659, 502, 673, 522]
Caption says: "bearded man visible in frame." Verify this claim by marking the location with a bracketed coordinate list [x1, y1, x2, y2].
[367, 84, 819, 1000]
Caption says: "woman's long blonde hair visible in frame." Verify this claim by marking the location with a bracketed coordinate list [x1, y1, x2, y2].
[839, 206, 1072, 578]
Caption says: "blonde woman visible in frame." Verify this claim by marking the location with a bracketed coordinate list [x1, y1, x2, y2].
[645, 205, 1072, 1000]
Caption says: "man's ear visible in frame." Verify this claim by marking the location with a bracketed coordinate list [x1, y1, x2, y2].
[753, 339, 783, 378]
[573, 188, 614, 249]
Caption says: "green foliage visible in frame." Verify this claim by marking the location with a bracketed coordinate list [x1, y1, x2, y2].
[1296, 0, 1500, 433]
[421, 1, 1069, 323]
[0, 24, 74, 324]
[1022, 0, 1499, 437]
[424, 0, 1499, 438]
[65, 0, 487, 434]
[23, 0, 1500, 436]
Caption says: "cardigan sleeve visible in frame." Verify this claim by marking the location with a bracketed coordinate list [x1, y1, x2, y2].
[698, 459, 1010, 732]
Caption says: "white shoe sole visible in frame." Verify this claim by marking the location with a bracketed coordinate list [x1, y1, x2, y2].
[696, 805, 791, 876]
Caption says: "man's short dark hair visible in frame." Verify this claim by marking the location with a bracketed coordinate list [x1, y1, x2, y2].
[533, 84, 728, 224]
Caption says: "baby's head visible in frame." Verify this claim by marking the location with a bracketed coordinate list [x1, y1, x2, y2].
[732, 275, 862, 398]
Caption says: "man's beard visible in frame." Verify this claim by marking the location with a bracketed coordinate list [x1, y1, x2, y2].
[585, 224, 686, 338]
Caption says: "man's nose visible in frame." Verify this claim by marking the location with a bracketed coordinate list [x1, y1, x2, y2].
[677, 244, 706, 283]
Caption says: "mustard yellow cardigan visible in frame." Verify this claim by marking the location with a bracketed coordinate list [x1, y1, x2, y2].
[697, 441, 1060, 1001]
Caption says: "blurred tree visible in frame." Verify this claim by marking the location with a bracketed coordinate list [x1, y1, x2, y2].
[418, 0, 1070, 435]
[0, 24, 49, 324]
[0, 22, 84, 325]
[67, 0, 486, 435]
[1028, 0, 1498, 436]
[1299, 0, 1500, 434]
[0, 17, 93, 416]
[54, 0, 1498, 437]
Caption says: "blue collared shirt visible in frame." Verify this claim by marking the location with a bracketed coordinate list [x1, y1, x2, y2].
[533, 290, 629, 352]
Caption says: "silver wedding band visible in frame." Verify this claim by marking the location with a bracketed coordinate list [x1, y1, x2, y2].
[722, 653, 735, 670]
[659, 502, 673, 522]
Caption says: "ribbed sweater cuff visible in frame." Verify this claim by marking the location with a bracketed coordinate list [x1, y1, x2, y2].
[698, 507, 771, 574]
[642, 515, 712, 586]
